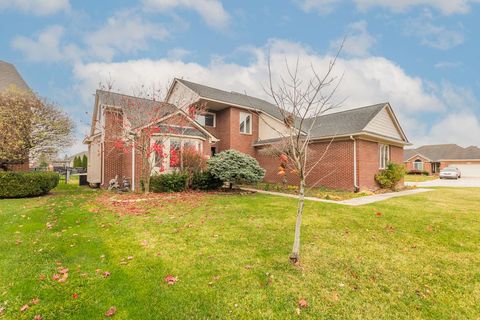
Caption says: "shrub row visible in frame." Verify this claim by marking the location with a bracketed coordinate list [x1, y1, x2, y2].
[0, 171, 60, 198]
[150, 171, 224, 193]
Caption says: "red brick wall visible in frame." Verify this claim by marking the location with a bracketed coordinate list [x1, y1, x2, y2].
[357, 140, 405, 190]
[102, 109, 124, 188]
[405, 155, 431, 174]
[257, 139, 356, 191]
[205, 107, 259, 156]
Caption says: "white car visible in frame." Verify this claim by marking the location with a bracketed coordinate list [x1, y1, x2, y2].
[439, 167, 461, 179]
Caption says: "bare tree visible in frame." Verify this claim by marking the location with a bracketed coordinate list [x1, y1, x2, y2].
[260, 44, 344, 263]
[0, 87, 73, 170]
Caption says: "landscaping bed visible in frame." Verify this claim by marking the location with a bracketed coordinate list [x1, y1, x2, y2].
[243, 182, 374, 201]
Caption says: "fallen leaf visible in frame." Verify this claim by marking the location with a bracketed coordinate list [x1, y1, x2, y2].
[376, 212, 382, 217]
[20, 304, 29, 312]
[104, 306, 117, 317]
[58, 273, 69, 283]
[298, 298, 308, 308]
[295, 307, 301, 315]
[103, 271, 111, 278]
[52, 274, 60, 281]
[164, 275, 177, 285]
[0, 307, 5, 316]
[72, 293, 79, 299]
[31, 297, 40, 305]
[59, 268, 69, 274]
[38, 274, 46, 281]
[127, 256, 134, 260]
[34, 315, 43, 320]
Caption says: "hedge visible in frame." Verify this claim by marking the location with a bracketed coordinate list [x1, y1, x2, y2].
[191, 171, 224, 190]
[150, 172, 188, 192]
[0, 171, 60, 198]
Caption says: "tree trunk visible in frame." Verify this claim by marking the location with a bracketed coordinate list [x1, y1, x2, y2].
[290, 177, 305, 263]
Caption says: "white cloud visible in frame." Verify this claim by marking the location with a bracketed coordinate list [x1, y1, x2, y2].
[11, 25, 80, 63]
[406, 17, 465, 50]
[73, 38, 455, 147]
[142, 0, 230, 29]
[0, 0, 69, 15]
[299, 0, 480, 15]
[424, 113, 480, 147]
[434, 61, 463, 69]
[331, 20, 376, 57]
[84, 10, 169, 61]
[299, 0, 342, 14]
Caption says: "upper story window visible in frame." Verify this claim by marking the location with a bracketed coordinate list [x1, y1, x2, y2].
[379, 144, 390, 169]
[195, 112, 215, 127]
[239, 112, 252, 134]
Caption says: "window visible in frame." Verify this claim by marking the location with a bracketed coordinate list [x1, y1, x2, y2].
[414, 159, 423, 171]
[379, 144, 390, 169]
[195, 112, 215, 127]
[239, 112, 252, 134]
[169, 139, 181, 168]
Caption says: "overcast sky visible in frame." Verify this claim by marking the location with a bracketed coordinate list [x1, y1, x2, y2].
[1, 0, 479, 155]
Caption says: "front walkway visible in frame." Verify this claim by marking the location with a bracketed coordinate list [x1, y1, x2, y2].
[240, 187, 433, 206]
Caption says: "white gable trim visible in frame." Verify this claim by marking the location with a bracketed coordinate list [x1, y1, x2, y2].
[364, 104, 408, 142]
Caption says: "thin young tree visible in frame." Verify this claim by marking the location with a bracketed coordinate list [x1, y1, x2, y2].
[259, 44, 344, 263]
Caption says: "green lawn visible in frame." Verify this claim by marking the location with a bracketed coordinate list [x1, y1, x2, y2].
[1, 184, 479, 319]
[404, 174, 438, 182]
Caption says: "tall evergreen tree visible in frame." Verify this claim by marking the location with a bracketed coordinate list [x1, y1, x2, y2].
[81, 154, 88, 168]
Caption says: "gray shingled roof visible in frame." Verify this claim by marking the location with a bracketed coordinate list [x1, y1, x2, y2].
[177, 79, 288, 121]
[304, 104, 386, 138]
[177, 79, 397, 142]
[404, 144, 480, 161]
[0, 61, 30, 92]
[96, 90, 178, 129]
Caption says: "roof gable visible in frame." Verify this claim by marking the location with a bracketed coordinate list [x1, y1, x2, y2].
[364, 105, 406, 141]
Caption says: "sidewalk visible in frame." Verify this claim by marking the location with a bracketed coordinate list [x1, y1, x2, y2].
[240, 187, 433, 206]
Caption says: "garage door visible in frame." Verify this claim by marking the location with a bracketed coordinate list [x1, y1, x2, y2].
[450, 164, 480, 177]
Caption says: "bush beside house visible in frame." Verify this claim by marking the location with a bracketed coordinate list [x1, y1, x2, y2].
[0, 172, 59, 198]
[375, 163, 407, 190]
[207, 150, 265, 188]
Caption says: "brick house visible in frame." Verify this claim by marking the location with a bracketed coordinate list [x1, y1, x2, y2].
[85, 79, 411, 191]
[404, 144, 480, 177]
[0, 60, 31, 171]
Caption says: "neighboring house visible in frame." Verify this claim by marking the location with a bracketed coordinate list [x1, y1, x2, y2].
[404, 144, 480, 177]
[0, 60, 31, 171]
[84, 79, 410, 191]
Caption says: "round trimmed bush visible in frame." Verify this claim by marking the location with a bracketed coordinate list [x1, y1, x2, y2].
[207, 150, 265, 187]
[0, 171, 60, 198]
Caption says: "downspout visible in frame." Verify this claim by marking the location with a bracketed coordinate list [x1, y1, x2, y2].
[131, 139, 135, 192]
[350, 136, 359, 192]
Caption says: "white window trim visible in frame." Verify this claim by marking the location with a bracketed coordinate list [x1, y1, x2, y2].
[379, 144, 390, 169]
[196, 112, 216, 127]
[239, 111, 252, 135]
[150, 137, 203, 174]
[413, 160, 423, 171]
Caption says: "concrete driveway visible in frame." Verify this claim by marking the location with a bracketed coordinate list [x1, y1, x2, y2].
[405, 177, 480, 187]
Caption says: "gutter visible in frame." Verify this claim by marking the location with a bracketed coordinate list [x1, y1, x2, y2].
[350, 135, 359, 192]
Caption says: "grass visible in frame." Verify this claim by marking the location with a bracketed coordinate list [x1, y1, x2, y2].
[404, 174, 438, 182]
[244, 182, 370, 201]
[1, 184, 480, 319]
